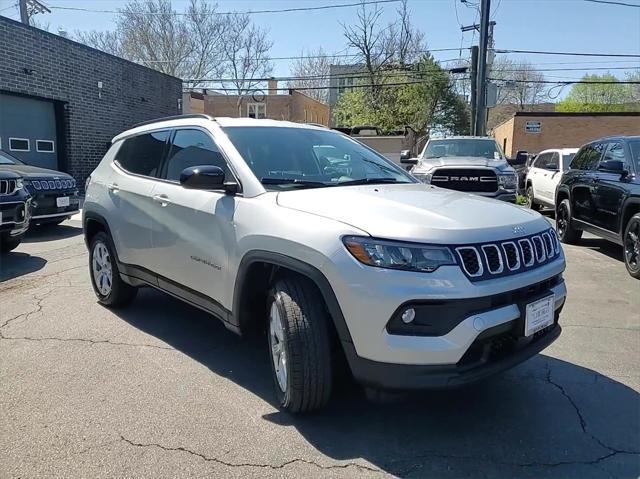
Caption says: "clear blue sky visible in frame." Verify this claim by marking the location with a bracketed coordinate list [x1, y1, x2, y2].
[2, 0, 639, 82]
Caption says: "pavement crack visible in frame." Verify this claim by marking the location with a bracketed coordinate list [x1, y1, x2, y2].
[0, 288, 53, 332]
[545, 366, 639, 456]
[0, 335, 175, 350]
[119, 435, 382, 473]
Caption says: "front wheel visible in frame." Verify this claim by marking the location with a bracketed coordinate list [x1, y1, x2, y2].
[556, 199, 582, 244]
[267, 276, 333, 413]
[623, 213, 640, 279]
[89, 231, 137, 307]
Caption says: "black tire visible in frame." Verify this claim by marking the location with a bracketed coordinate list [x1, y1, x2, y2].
[526, 185, 540, 211]
[266, 275, 332, 413]
[623, 213, 640, 279]
[0, 235, 23, 254]
[556, 199, 582, 244]
[89, 231, 137, 307]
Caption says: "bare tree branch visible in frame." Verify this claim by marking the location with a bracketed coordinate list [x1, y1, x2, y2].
[287, 48, 336, 104]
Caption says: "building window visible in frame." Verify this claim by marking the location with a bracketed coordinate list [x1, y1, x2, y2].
[9, 138, 30, 152]
[36, 140, 55, 153]
[247, 103, 266, 119]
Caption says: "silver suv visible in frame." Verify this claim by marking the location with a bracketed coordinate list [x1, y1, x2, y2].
[402, 136, 518, 202]
[83, 115, 567, 412]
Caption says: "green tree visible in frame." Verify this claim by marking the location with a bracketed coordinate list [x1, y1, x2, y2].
[557, 74, 638, 112]
[332, 55, 469, 140]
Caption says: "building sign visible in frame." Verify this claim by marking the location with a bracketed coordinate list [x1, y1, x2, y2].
[525, 121, 541, 133]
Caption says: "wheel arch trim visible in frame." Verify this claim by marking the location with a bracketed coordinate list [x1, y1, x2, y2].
[233, 250, 353, 343]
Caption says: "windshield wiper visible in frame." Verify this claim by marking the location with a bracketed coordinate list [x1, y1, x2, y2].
[261, 177, 328, 187]
[335, 177, 404, 186]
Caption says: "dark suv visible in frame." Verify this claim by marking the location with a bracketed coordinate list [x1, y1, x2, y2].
[556, 136, 640, 279]
[0, 170, 31, 253]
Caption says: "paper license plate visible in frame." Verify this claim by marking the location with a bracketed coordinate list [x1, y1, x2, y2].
[525, 295, 555, 337]
[56, 196, 70, 207]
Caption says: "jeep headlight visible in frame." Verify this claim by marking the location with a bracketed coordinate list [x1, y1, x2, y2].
[343, 236, 456, 272]
[498, 173, 517, 190]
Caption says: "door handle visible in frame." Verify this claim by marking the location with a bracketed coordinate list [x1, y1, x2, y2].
[152, 194, 171, 207]
[107, 183, 119, 193]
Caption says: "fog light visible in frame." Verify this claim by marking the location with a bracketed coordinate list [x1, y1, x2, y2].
[401, 308, 416, 324]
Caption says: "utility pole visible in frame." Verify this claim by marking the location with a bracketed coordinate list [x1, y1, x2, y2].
[469, 46, 478, 136]
[19, 0, 29, 24]
[18, 0, 51, 26]
[475, 0, 491, 136]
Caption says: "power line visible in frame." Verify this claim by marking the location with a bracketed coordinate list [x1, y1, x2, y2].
[490, 78, 640, 85]
[495, 49, 640, 58]
[47, 0, 402, 16]
[184, 78, 470, 91]
[583, 0, 640, 7]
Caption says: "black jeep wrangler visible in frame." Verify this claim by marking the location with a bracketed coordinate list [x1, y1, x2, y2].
[556, 136, 640, 279]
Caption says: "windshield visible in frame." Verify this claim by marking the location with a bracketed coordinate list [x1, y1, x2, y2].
[630, 140, 640, 171]
[222, 127, 414, 189]
[424, 139, 504, 160]
[0, 150, 23, 165]
[562, 153, 576, 171]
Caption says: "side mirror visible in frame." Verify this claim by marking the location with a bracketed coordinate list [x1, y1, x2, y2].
[547, 164, 559, 171]
[400, 150, 412, 160]
[180, 165, 238, 194]
[598, 159, 627, 176]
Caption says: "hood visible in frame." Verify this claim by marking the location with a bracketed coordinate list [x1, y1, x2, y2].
[0, 164, 73, 180]
[414, 157, 513, 173]
[276, 183, 548, 244]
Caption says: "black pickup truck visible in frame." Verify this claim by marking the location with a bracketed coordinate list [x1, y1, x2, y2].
[556, 136, 640, 279]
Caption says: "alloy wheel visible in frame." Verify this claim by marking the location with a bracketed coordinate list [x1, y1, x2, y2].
[269, 301, 287, 392]
[557, 205, 568, 238]
[625, 219, 640, 272]
[92, 241, 113, 296]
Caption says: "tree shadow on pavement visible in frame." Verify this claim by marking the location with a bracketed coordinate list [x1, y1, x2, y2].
[23, 224, 83, 243]
[0, 252, 47, 282]
[114, 288, 640, 478]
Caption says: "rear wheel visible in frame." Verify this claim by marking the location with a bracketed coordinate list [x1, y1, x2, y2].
[0, 234, 24, 254]
[526, 185, 540, 211]
[623, 213, 640, 279]
[267, 275, 332, 413]
[89, 232, 137, 307]
[556, 199, 582, 244]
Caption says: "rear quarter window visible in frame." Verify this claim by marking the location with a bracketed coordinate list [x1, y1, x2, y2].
[115, 130, 169, 177]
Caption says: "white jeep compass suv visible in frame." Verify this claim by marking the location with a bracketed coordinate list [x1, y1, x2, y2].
[83, 115, 567, 412]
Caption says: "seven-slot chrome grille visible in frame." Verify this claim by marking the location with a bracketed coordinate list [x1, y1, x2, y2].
[28, 178, 76, 191]
[455, 228, 561, 281]
[0, 179, 18, 195]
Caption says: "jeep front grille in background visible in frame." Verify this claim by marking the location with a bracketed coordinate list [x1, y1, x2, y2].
[0, 179, 18, 195]
[430, 168, 498, 193]
[455, 229, 561, 281]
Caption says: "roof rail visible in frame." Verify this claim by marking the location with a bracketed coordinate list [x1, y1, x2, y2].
[130, 114, 214, 130]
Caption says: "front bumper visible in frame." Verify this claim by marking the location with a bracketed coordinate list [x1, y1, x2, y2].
[345, 323, 561, 389]
[29, 190, 80, 222]
[0, 199, 31, 236]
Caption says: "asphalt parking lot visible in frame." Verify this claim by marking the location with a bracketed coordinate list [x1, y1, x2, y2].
[1, 216, 639, 479]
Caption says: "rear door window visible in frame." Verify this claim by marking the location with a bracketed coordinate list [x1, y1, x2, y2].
[163, 129, 230, 182]
[115, 130, 169, 177]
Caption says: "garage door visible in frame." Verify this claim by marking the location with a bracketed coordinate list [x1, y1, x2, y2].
[0, 94, 58, 169]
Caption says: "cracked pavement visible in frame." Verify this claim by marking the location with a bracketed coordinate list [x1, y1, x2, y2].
[1, 218, 638, 478]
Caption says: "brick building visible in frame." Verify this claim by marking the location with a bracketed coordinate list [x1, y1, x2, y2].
[0, 16, 182, 186]
[492, 111, 640, 157]
[198, 80, 330, 126]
